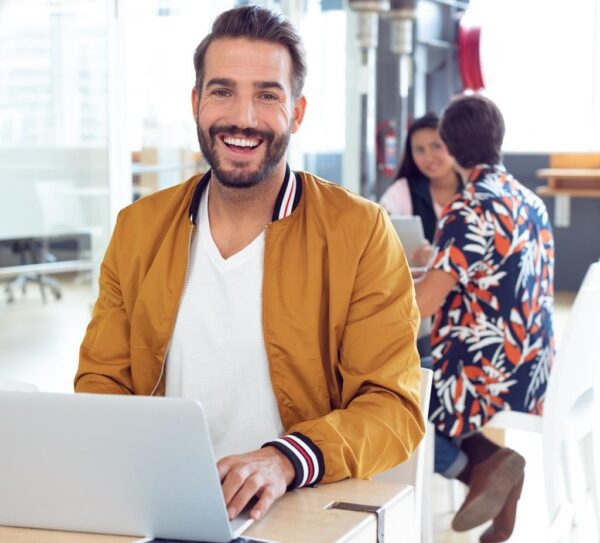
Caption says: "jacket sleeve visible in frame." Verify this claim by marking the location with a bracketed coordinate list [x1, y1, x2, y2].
[74, 212, 134, 395]
[271, 208, 425, 486]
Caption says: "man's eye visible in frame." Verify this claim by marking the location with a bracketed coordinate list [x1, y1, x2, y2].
[260, 93, 278, 101]
[212, 89, 230, 97]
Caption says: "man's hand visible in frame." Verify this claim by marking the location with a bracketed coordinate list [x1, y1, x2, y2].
[217, 446, 295, 521]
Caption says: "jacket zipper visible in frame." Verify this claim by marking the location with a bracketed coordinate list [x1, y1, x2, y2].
[261, 223, 282, 428]
[150, 221, 195, 396]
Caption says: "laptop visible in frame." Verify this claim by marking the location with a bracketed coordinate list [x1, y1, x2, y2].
[389, 215, 427, 268]
[0, 391, 256, 542]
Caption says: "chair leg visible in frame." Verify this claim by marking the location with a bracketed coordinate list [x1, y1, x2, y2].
[582, 431, 600, 538]
[39, 274, 62, 301]
[38, 274, 47, 303]
[448, 479, 464, 513]
[11, 273, 26, 295]
[564, 439, 586, 528]
[544, 440, 571, 538]
[4, 282, 15, 303]
[421, 425, 434, 543]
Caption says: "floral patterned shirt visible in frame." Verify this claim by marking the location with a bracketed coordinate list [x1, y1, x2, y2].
[429, 164, 555, 436]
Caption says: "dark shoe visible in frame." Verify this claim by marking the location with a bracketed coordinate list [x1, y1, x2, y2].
[451, 447, 525, 532]
[479, 474, 525, 542]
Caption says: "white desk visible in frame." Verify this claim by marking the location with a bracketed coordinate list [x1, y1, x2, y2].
[0, 479, 414, 543]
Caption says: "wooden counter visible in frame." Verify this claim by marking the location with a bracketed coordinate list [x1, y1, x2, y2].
[535, 157, 600, 226]
[536, 168, 600, 197]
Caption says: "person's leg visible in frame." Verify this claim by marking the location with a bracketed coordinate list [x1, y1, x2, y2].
[417, 335, 432, 358]
[423, 357, 524, 540]
[451, 432, 526, 537]
[420, 355, 433, 371]
[434, 429, 468, 477]
[454, 431, 502, 485]
[422, 357, 471, 478]
[479, 473, 525, 543]
[460, 431, 502, 464]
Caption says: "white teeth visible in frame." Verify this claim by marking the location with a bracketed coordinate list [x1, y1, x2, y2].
[223, 137, 259, 148]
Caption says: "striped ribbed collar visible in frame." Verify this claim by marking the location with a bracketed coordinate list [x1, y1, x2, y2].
[188, 164, 302, 224]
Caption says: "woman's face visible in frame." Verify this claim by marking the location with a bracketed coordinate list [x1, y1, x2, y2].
[410, 128, 455, 181]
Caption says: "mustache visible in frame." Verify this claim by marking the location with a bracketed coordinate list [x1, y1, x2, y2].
[208, 124, 273, 141]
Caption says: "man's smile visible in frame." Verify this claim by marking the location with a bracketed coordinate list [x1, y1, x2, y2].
[220, 135, 263, 154]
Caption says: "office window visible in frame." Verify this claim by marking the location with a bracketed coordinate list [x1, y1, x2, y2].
[288, 0, 347, 183]
[0, 0, 112, 277]
[474, 0, 600, 152]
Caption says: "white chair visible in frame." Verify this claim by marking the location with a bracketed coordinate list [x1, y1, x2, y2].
[449, 260, 600, 541]
[34, 180, 101, 292]
[374, 367, 434, 543]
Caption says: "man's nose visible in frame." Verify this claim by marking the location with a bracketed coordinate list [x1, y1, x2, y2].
[228, 95, 258, 129]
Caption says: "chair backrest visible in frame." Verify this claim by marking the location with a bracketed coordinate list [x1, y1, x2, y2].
[373, 367, 433, 538]
[0, 379, 38, 392]
[536, 260, 600, 525]
[543, 260, 600, 440]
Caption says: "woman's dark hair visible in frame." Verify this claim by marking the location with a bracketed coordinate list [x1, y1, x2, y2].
[439, 94, 505, 168]
[395, 113, 440, 181]
[193, 6, 307, 100]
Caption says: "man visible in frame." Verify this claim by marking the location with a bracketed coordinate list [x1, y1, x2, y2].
[415, 95, 554, 542]
[75, 6, 424, 523]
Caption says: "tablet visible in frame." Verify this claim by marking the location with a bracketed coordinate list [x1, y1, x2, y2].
[390, 215, 427, 265]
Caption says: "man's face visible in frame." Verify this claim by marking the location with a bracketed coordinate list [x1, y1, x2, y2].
[192, 37, 306, 189]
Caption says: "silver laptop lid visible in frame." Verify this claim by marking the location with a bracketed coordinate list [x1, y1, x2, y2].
[0, 391, 252, 542]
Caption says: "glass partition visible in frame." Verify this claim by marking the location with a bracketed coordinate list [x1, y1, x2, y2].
[0, 0, 112, 294]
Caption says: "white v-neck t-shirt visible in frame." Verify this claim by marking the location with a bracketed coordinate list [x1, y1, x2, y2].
[165, 182, 284, 460]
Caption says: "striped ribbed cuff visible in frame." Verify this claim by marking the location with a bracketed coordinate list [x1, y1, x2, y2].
[263, 432, 325, 490]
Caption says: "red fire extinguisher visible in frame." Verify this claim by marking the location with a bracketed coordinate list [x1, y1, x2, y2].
[376, 120, 397, 177]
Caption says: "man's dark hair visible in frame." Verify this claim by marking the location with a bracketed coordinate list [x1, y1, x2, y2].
[193, 6, 307, 100]
[439, 94, 505, 168]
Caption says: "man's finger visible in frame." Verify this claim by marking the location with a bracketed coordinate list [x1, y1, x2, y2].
[250, 486, 280, 520]
[221, 464, 248, 506]
[227, 473, 264, 519]
[216, 456, 234, 481]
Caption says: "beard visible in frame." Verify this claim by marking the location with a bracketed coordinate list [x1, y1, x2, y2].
[197, 123, 290, 189]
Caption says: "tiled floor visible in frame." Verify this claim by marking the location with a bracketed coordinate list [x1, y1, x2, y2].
[0, 281, 598, 542]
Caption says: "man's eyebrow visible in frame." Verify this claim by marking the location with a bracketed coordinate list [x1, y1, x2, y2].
[254, 81, 285, 91]
[205, 78, 237, 88]
[205, 78, 285, 92]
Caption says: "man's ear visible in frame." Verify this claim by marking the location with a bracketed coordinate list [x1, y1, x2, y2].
[290, 95, 307, 134]
[191, 87, 199, 123]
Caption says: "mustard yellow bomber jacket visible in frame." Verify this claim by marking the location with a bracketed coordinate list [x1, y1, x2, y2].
[75, 169, 424, 485]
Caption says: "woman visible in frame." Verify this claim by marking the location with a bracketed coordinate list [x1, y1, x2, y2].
[380, 113, 461, 266]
